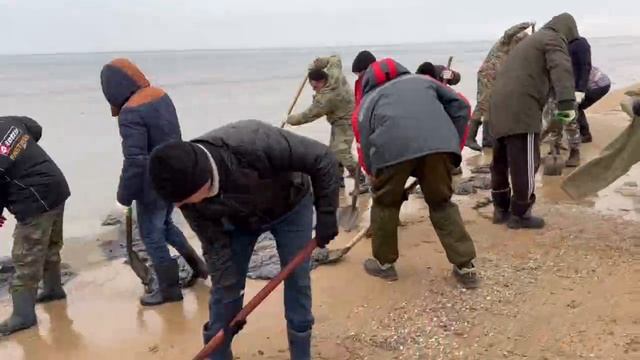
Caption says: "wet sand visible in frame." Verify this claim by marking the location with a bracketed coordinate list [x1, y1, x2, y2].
[1, 87, 639, 359]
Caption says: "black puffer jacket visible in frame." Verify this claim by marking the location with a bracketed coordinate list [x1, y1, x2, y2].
[0, 116, 70, 222]
[179, 120, 340, 287]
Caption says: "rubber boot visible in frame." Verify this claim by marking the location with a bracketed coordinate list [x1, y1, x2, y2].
[507, 210, 545, 230]
[0, 288, 37, 336]
[492, 207, 510, 224]
[36, 262, 67, 303]
[565, 148, 580, 168]
[178, 243, 208, 288]
[465, 119, 482, 151]
[140, 259, 183, 306]
[288, 327, 312, 360]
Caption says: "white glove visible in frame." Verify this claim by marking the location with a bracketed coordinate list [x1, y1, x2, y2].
[441, 69, 454, 80]
[575, 92, 585, 104]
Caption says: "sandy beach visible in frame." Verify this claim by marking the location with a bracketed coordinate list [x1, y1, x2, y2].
[0, 85, 639, 359]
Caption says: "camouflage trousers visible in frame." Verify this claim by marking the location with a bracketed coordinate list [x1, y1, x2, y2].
[11, 204, 65, 292]
[543, 98, 581, 150]
[330, 120, 358, 173]
[471, 73, 494, 122]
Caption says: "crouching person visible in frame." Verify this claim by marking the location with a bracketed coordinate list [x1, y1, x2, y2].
[356, 59, 479, 288]
[149, 120, 340, 360]
[0, 116, 70, 336]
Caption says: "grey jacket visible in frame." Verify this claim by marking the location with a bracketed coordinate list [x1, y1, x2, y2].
[489, 13, 579, 139]
[357, 59, 470, 173]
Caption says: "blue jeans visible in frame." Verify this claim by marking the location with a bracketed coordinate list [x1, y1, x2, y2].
[136, 198, 191, 267]
[203, 194, 314, 359]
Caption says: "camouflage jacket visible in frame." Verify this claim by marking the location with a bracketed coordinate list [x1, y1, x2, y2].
[287, 55, 355, 126]
[478, 22, 533, 80]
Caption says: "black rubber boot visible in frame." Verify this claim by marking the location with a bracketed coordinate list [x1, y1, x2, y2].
[507, 211, 545, 230]
[465, 119, 482, 151]
[0, 288, 37, 336]
[178, 243, 208, 288]
[492, 207, 510, 224]
[288, 327, 312, 360]
[140, 259, 183, 306]
[565, 148, 581, 168]
[36, 262, 67, 303]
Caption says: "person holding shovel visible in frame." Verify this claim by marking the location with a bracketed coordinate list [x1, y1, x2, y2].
[489, 13, 579, 229]
[356, 58, 479, 288]
[0, 116, 70, 336]
[100, 58, 207, 306]
[148, 120, 341, 360]
[286, 55, 367, 191]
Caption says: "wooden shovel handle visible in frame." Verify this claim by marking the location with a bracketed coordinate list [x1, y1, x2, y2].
[193, 239, 318, 360]
[281, 75, 309, 128]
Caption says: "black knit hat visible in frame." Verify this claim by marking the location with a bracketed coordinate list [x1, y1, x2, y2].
[149, 141, 212, 203]
[352, 50, 376, 73]
[416, 62, 436, 77]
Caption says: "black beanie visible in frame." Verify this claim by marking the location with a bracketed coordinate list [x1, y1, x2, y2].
[352, 50, 376, 73]
[308, 68, 328, 82]
[416, 62, 436, 77]
[149, 141, 212, 203]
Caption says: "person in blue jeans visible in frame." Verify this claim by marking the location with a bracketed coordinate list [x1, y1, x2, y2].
[148, 120, 340, 360]
[100, 58, 208, 306]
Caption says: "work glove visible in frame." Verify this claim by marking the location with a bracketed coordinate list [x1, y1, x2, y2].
[554, 110, 577, 125]
[0, 215, 6, 228]
[575, 92, 585, 105]
[315, 210, 338, 248]
[441, 69, 454, 81]
[633, 99, 640, 117]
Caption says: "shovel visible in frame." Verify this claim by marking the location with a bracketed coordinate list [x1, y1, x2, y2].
[322, 179, 421, 264]
[280, 75, 309, 128]
[125, 208, 152, 293]
[193, 239, 318, 360]
[337, 166, 362, 231]
[543, 143, 564, 176]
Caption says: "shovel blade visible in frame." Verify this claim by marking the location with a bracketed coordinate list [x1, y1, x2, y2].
[543, 155, 564, 176]
[337, 206, 360, 232]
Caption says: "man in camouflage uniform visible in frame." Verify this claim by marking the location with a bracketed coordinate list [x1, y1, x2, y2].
[287, 55, 365, 188]
[470, 21, 535, 149]
[0, 116, 70, 336]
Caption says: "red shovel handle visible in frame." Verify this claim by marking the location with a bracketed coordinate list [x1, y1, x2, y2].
[193, 238, 318, 360]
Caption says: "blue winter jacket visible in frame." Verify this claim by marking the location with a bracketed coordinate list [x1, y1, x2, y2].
[100, 58, 183, 206]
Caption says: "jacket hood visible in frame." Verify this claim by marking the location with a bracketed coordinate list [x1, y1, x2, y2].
[100, 58, 150, 116]
[543, 13, 579, 43]
[361, 59, 411, 94]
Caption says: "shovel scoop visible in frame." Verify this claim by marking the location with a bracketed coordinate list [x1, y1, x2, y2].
[543, 143, 565, 176]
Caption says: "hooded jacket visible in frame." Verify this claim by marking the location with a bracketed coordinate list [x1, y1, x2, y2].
[478, 22, 533, 81]
[357, 59, 470, 173]
[488, 13, 578, 139]
[177, 120, 340, 286]
[100, 58, 183, 206]
[286, 56, 355, 126]
[0, 116, 70, 222]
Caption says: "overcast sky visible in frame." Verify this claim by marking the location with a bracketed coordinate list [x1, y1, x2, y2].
[1, 0, 639, 54]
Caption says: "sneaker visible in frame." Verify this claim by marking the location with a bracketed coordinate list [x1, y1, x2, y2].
[565, 148, 580, 168]
[581, 134, 592, 143]
[363, 258, 398, 281]
[492, 208, 510, 224]
[507, 214, 545, 229]
[453, 262, 479, 289]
